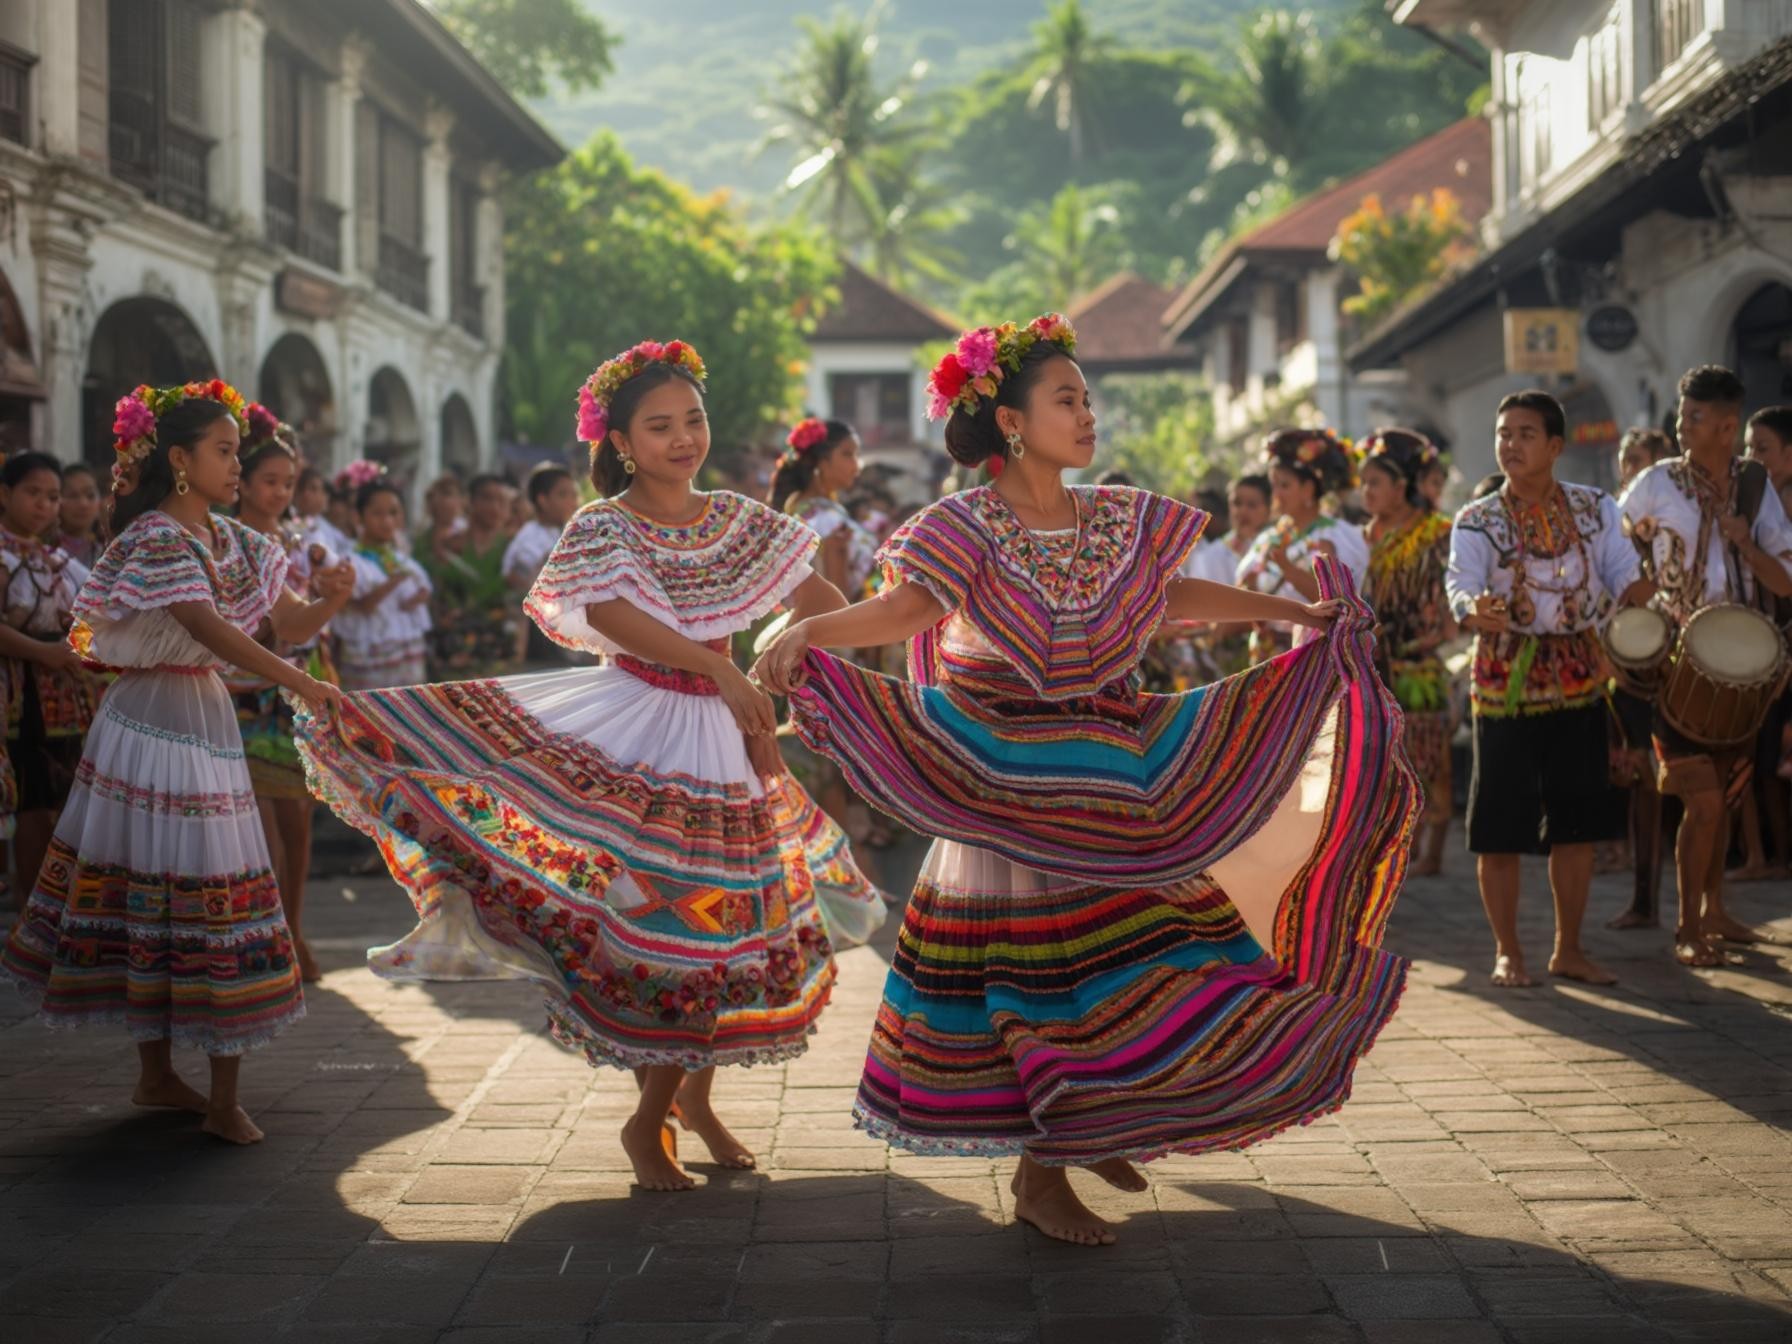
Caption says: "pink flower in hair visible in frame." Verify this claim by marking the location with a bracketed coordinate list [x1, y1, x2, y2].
[245, 401, 281, 446]
[112, 393, 156, 449]
[955, 327, 999, 379]
[576, 384, 608, 444]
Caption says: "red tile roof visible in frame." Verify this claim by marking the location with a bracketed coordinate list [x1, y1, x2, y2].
[1067, 272, 1186, 371]
[812, 258, 958, 343]
[1165, 116, 1493, 338]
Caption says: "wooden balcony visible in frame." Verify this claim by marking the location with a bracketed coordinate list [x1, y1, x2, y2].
[376, 234, 429, 312]
[110, 113, 214, 224]
[265, 169, 344, 271]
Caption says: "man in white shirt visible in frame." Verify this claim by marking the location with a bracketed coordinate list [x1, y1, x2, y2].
[504, 463, 581, 594]
[1620, 367, 1792, 968]
[1448, 391, 1652, 989]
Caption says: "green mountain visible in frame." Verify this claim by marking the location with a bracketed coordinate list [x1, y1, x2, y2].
[532, 0, 1359, 196]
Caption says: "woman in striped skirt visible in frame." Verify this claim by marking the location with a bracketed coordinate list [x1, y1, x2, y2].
[755, 314, 1420, 1246]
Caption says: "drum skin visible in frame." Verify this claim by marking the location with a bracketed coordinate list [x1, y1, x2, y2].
[1604, 607, 1672, 698]
[1659, 604, 1790, 746]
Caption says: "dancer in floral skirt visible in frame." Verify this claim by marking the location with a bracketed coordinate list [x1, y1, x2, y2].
[296, 341, 884, 1191]
[1, 380, 348, 1143]
[756, 315, 1419, 1246]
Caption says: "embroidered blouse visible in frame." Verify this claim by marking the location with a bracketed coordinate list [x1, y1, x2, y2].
[334, 547, 433, 652]
[524, 490, 818, 656]
[878, 484, 1206, 700]
[1619, 458, 1792, 625]
[0, 532, 89, 639]
[71, 511, 287, 669]
[790, 495, 877, 597]
[1236, 514, 1370, 600]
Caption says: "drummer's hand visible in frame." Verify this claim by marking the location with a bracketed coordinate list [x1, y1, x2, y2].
[1718, 514, 1751, 547]
[1465, 594, 1510, 635]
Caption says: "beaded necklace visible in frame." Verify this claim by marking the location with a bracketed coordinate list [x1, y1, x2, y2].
[1497, 482, 1592, 628]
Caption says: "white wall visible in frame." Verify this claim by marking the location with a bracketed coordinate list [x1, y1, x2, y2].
[804, 340, 939, 450]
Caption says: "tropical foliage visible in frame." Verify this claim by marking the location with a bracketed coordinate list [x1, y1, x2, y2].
[435, 0, 615, 98]
[1331, 188, 1474, 327]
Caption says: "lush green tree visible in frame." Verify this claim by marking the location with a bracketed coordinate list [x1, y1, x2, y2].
[1091, 373, 1216, 498]
[436, 0, 616, 98]
[1182, 11, 1325, 184]
[760, 6, 926, 242]
[860, 145, 966, 290]
[1025, 0, 1116, 166]
[1331, 187, 1473, 327]
[501, 134, 836, 474]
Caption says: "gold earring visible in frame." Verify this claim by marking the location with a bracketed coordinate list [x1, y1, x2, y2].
[175, 468, 190, 496]
[1006, 431, 1025, 460]
[622, 456, 637, 476]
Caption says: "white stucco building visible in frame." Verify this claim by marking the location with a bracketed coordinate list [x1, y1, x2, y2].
[0, 0, 561, 489]
[1351, 2, 1792, 492]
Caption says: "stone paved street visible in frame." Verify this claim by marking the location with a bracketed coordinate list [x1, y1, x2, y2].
[3, 847, 1792, 1343]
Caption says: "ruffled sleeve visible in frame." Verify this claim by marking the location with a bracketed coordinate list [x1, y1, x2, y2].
[72, 514, 217, 626]
[235, 521, 291, 618]
[1135, 490, 1209, 583]
[876, 498, 983, 614]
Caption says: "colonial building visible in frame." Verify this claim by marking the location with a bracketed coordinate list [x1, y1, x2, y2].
[0, 0, 560, 488]
[1350, 2, 1792, 490]
[1164, 116, 1493, 453]
[803, 258, 956, 500]
[1066, 272, 1182, 381]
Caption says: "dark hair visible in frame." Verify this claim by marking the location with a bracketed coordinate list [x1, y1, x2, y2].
[769, 419, 855, 508]
[297, 465, 325, 495]
[467, 472, 510, 501]
[1620, 427, 1674, 463]
[239, 434, 297, 490]
[61, 460, 99, 487]
[1359, 428, 1436, 508]
[1230, 473, 1271, 506]
[1679, 364, 1744, 408]
[0, 450, 62, 491]
[112, 397, 236, 533]
[1472, 472, 1505, 499]
[591, 363, 706, 496]
[1497, 390, 1566, 441]
[1749, 406, 1792, 443]
[526, 462, 574, 506]
[355, 479, 404, 514]
[1263, 427, 1355, 498]
[942, 340, 1076, 468]
[1094, 469, 1135, 488]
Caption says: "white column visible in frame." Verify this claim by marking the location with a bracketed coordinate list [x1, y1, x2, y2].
[1306, 269, 1344, 427]
[327, 39, 366, 277]
[36, 0, 82, 158]
[201, 3, 267, 232]
[1246, 281, 1277, 397]
[477, 160, 504, 346]
[422, 103, 455, 323]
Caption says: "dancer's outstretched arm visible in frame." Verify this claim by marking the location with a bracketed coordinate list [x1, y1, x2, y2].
[751, 582, 944, 692]
[1165, 578, 1341, 629]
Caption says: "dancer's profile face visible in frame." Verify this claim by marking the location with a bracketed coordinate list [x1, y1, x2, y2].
[612, 377, 710, 487]
[1269, 464, 1316, 517]
[998, 355, 1096, 471]
[1358, 460, 1405, 519]
[170, 414, 243, 509]
[1228, 483, 1269, 535]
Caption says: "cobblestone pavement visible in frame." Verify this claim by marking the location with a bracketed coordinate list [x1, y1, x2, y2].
[2, 845, 1792, 1343]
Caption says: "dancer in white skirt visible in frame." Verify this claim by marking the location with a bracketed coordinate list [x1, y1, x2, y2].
[1, 380, 349, 1144]
[296, 340, 884, 1191]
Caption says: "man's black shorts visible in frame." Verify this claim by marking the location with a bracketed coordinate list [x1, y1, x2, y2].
[1467, 701, 1625, 854]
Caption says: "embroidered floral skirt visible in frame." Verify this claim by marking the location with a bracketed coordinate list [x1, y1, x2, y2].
[0, 669, 305, 1053]
[294, 665, 885, 1070]
[790, 567, 1418, 1163]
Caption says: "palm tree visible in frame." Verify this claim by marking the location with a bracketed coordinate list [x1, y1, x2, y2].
[760, 3, 925, 242]
[1026, 0, 1113, 166]
[1006, 183, 1124, 312]
[861, 146, 964, 290]
[1183, 10, 1325, 183]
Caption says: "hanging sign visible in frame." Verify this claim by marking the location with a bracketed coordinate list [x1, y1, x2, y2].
[1504, 309, 1580, 376]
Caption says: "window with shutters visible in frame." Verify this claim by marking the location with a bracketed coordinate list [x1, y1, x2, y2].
[0, 42, 32, 146]
[264, 43, 341, 269]
[106, 0, 213, 223]
[449, 176, 483, 336]
[359, 102, 428, 310]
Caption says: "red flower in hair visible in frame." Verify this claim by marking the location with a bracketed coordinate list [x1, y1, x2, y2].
[933, 353, 968, 401]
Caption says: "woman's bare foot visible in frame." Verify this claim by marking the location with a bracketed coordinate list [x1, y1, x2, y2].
[1011, 1162, 1116, 1247]
[132, 1075, 209, 1113]
[201, 1105, 265, 1145]
[1490, 954, 1534, 988]
[621, 1116, 696, 1191]
[294, 937, 323, 984]
[1675, 937, 1723, 968]
[670, 1092, 756, 1169]
[1724, 863, 1790, 884]
[1548, 951, 1618, 986]
[1704, 913, 1790, 946]
[1605, 909, 1657, 931]
[1084, 1157, 1149, 1193]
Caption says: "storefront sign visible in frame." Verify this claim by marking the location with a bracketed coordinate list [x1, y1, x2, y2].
[275, 268, 344, 321]
[1503, 308, 1580, 376]
[1586, 305, 1639, 353]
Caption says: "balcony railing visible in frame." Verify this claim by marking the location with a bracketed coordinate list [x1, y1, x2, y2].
[0, 45, 30, 146]
[110, 114, 214, 224]
[265, 169, 344, 270]
[376, 234, 429, 312]
[1654, 0, 1704, 73]
[453, 284, 485, 338]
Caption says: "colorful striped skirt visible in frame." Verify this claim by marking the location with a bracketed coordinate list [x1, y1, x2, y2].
[0, 669, 305, 1053]
[294, 664, 885, 1070]
[790, 565, 1418, 1163]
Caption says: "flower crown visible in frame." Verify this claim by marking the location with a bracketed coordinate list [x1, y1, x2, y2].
[575, 340, 707, 446]
[926, 313, 1078, 421]
[1358, 428, 1441, 479]
[1264, 427, 1359, 493]
[111, 379, 250, 490]
[334, 459, 386, 493]
[244, 401, 288, 451]
[780, 417, 829, 467]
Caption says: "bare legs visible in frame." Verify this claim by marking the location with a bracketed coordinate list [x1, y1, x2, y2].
[620, 1064, 696, 1191]
[671, 1066, 756, 1169]
[261, 797, 320, 981]
[200, 1055, 263, 1145]
[132, 1040, 207, 1113]
[1477, 845, 1614, 987]
[1011, 1156, 1119, 1246]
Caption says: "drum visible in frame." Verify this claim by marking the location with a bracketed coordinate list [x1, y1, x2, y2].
[1660, 603, 1790, 747]
[1603, 606, 1671, 697]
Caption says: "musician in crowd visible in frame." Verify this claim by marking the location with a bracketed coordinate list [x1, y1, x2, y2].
[1447, 391, 1652, 988]
[1745, 407, 1792, 820]
[1620, 368, 1792, 967]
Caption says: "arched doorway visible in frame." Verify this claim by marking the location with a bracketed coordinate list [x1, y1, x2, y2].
[258, 333, 338, 468]
[365, 367, 420, 485]
[1731, 280, 1792, 413]
[82, 297, 217, 468]
[0, 267, 43, 458]
[439, 393, 480, 479]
